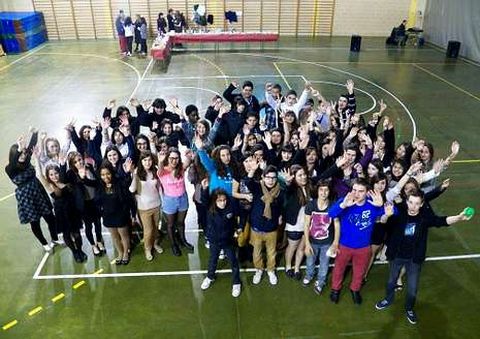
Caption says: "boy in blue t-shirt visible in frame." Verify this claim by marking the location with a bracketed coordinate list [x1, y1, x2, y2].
[328, 179, 387, 305]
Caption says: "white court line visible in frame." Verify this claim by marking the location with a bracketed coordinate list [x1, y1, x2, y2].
[309, 80, 377, 115]
[143, 74, 305, 80]
[125, 57, 154, 105]
[32, 252, 50, 279]
[0, 193, 14, 202]
[0, 44, 47, 72]
[235, 52, 417, 141]
[32, 253, 480, 280]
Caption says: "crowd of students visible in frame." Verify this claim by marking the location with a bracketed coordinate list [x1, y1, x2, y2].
[6, 78, 473, 324]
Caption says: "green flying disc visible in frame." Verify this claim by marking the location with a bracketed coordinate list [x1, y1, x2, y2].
[464, 207, 475, 218]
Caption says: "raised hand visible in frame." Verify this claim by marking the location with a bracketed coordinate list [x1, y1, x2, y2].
[265, 82, 273, 91]
[433, 158, 446, 174]
[341, 191, 356, 208]
[450, 140, 460, 156]
[218, 104, 228, 118]
[335, 153, 348, 168]
[169, 97, 179, 109]
[368, 189, 384, 207]
[346, 79, 354, 94]
[262, 131, 272, 146]
[232, 134, 243, 149]
[129, 98, 140, 107]
[107, 99, 116, 110]
[379, 99, 387, 113]
[279, 168, 294, 183]
[441, 178, 451, 190]
[17, 135, 26, 150]
[304, 81, 313, 91]
[200, 177, 209, 190]
[101, 117, 111, 129]
[231, 80, 239, 88]
[151, 121, 159, 131]
[123, 157, 133, 173]
[407, 161, 423, 176]
[384, 202, 394, 217]
[354, 162, 364, 175]
[58, 150, 67, 165]
[78, 166, 86, 179]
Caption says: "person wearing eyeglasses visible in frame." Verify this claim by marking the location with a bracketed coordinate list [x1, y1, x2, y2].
[245, 163, 285, 286]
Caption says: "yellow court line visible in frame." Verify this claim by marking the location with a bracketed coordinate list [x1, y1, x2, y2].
[452, 159, 480, 163]
[27, 306, 43, 316]
[272, 62, 292, 90]
[413, 64, 480, 102]
[51, 293, 65, 303]
[274, 61, 462, 65]
[192, 54, 229, 87]
[73, 281, 86, 289]
[2, 319, 18, 331]
[110, 259, 117, 265]
[93, 268, 104, 275]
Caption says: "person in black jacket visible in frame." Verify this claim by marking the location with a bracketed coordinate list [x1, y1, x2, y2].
[375, 191, 473, 325]
[223, 80, 260, 116]
[200, 188, 242, 297]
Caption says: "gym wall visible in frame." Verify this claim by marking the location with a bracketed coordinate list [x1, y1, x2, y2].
[423, 0, 480, 63]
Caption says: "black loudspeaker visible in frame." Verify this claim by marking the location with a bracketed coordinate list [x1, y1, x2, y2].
[350, 35, 361, 52]
[446, 40, 461, 58]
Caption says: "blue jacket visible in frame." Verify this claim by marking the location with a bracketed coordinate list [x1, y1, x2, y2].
[328, 198, 384, 249]
[198, 149, 233, 195]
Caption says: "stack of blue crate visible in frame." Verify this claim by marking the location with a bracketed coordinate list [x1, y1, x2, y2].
[0, 12, 48, 54]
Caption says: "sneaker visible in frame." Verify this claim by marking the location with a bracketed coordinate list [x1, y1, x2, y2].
[97, 242, 106, 253]
[294, 271, 302, 281]
[302, 277, 312, 286]
[52, 239, 65, 247]
[145, 250, 153, 261]
[313, 281, 323, 295]
[252, 269, 263, 285]
[406, 310, 417, 325]
[153, 243, 164, 254]
[219, 249, 225, 260]
[232, 284, 241, 297]
[375, 299, 392, 310]
[285, 269, 294, 279]
[201, 277, 214, 290]
[267, 271, 278, 285]
[92, 245, 101, 256]
[204, 240, 210, 249]
[43, 244, 54, 253]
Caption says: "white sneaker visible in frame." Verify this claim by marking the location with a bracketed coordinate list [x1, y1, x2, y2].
[52, 239, 65, 247]
[145, 250, 153, 261]
[252, 269, 263, 285]
[201, 277, 214, 290]
[219, 249, 225, 260]
[204, 240, 210, 249]
[232, 284, 241, 297]
[153, 243, 164, 254]
[267, 271, 278, 285]
[43, 244, 54, 253]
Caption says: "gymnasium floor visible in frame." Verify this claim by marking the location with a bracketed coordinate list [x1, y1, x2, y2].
[0, 37, 479, 338]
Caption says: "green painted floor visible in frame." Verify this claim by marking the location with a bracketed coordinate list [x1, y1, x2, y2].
[0, 37, 479, 338]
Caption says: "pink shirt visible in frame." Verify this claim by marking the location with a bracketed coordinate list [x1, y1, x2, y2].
[158, 168, 186, 197]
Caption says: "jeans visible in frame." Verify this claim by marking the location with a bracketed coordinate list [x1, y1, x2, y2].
[385, 258, 422, 311]
[305, 242, 331, 287]
[207, 243, 240, 285]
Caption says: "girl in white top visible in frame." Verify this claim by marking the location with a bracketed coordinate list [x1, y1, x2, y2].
[129, 151, 163, 261]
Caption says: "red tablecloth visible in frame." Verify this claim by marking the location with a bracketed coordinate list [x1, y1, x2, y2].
[151, 32, 279, 60]
[172, 32, 279, 43]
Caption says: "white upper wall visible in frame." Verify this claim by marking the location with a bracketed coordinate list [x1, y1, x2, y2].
[0, 0, 34, 12]
[332, 0, 410, 36]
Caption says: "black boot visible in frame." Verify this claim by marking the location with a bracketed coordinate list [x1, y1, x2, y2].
[178, 227, 194, 251]
[350, 289, 362, 305]
[171, 243, 182, 256]
[330, 289, 340, 304]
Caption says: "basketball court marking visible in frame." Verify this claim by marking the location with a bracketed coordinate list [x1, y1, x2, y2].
[32, 253, 480, 280]
[0, 44, 46, 72]
[237, 53, 417, 141]
[125, 58, 154, 105]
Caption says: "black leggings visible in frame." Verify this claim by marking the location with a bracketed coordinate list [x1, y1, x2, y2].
[83, 200, 103, 245]
[30, 214, 58, 246]
[165, 210, 187, 245]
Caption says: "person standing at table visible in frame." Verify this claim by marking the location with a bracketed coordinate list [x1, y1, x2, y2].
[157, 13, 167, 36]
[115, 10, 127, 55]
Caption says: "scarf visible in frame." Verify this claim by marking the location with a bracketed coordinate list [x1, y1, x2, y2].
[260, 181, 281, 220]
